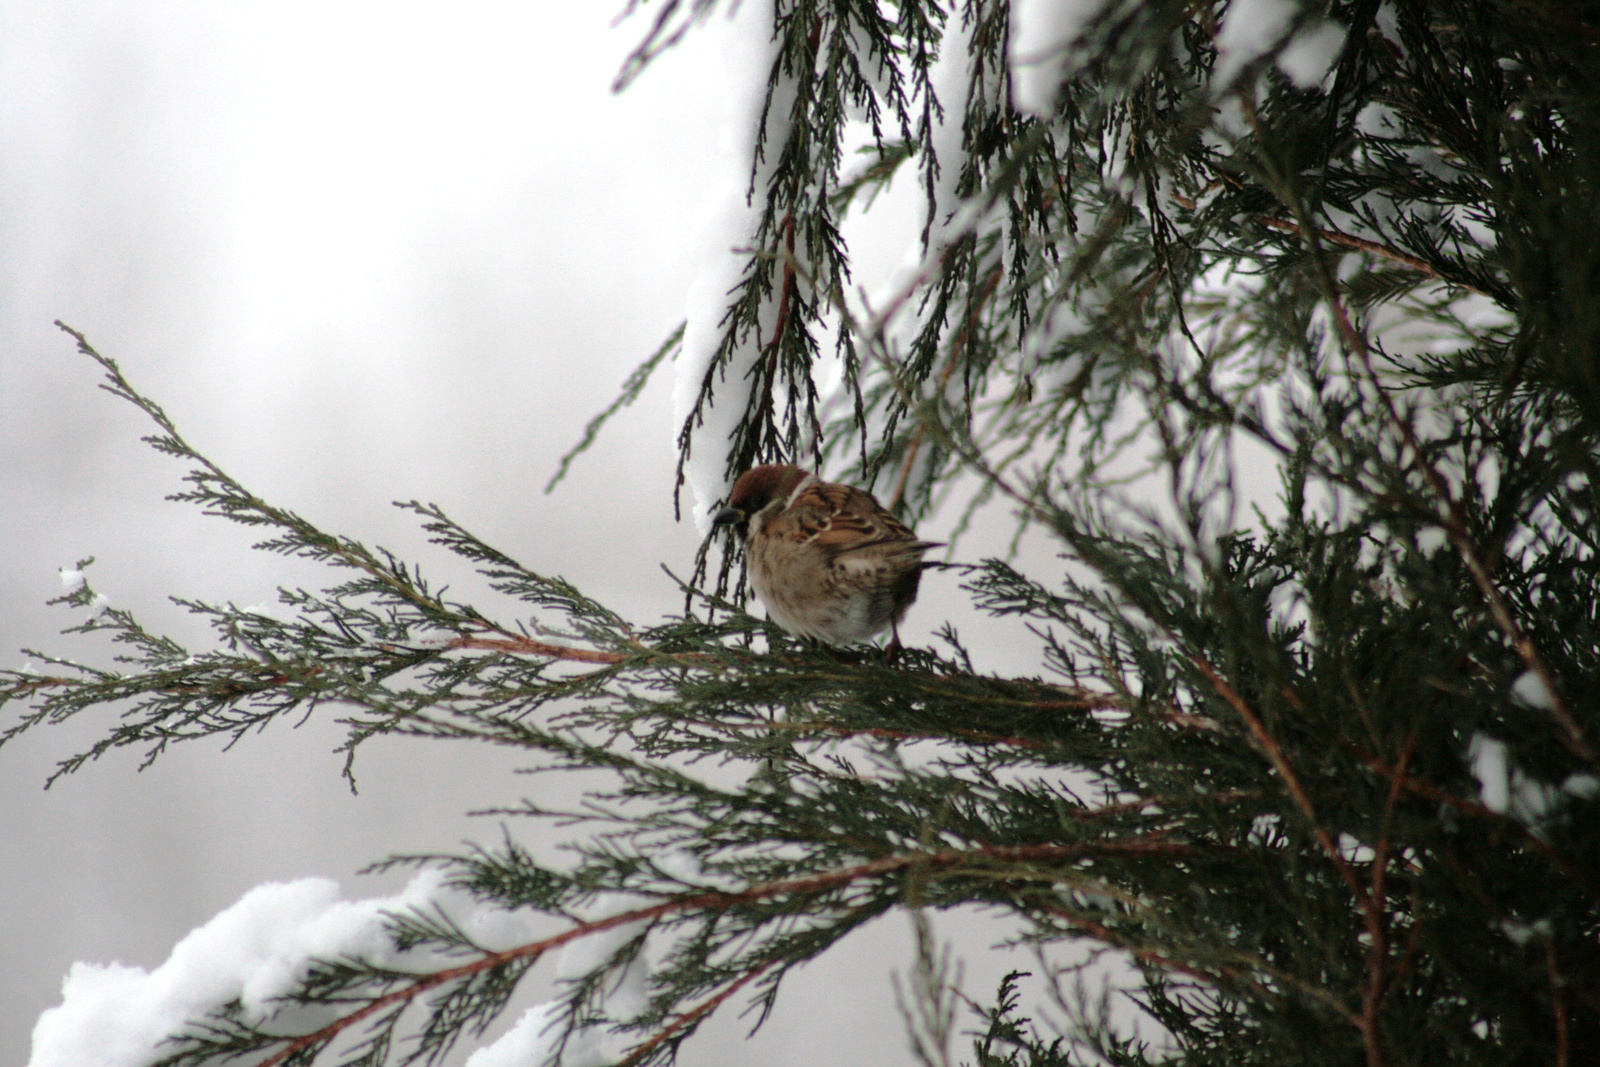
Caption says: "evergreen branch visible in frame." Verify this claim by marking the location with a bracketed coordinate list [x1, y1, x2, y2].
[886, 258, 1006, 512]
[546, 322, 683, 493]
[1353, 746, 1596, 895]
[1183, 652, 1363, 904]
[53, 322, 463, 623]
[1035, 901, 1363, 1028]
[1357, 734, 1413, 1067]
[446, 632, 629, 665]
[613, 956, 779, 1067]
[1261, 182, 1597, 771]
[238, 840, 1189, 1067]
[1248, 215, 1488, 297]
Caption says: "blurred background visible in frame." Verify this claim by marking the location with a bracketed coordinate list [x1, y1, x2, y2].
[0, 3, 1055, 1062]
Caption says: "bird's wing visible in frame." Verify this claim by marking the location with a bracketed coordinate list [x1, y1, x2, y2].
[781, 483, 940, 561]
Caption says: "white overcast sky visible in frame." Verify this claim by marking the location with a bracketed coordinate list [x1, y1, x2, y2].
[0, 3, 1056, 1063]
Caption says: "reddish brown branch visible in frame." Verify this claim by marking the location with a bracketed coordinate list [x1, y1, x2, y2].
[1548, 938, 1570, 1067]
[1186, 652, 1365, 901]
[447, 633, 627, 664]
[1251, 215, 1461, 287]
[249, 839, 1185, 1066]
[1358, 735, 1412, 1067]
[1, 675, 78, 694]
[764, 212, 798, 352]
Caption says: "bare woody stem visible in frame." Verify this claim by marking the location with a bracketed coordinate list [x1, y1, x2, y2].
[1548, 939, 1570, 1067]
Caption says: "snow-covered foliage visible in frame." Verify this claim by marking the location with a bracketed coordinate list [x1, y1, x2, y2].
[30, 874, 531, 1067]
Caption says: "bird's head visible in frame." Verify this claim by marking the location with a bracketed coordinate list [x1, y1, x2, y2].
[712, 464, 813, 536]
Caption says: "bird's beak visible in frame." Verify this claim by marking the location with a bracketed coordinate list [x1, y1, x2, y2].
[712, 506, 744, 528]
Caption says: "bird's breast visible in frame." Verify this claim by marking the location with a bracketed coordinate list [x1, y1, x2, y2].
[747, 533, 904, 644]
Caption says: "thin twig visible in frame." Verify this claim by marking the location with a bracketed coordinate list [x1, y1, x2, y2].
[447, 634, 628, 664]
[1250, 215, 1488, 295]
[1353, 747, 1596, 894]
[1548, 938, 1570, 1067]
[1358, 734, 1412, 1067]
[764, 212, 798, 352]
[615, 958, 779, 1067]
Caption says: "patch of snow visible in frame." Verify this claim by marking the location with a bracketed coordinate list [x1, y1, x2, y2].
[676, 0, 789, 534]
[1562, 773, 1600, 800]
[1247, 813, 1282, 844]
[1008, 0, 1112, 117]
[1511, 775, 1563, 831]
[1213, 0, 1298, 89]
[1510, 670, 1555, 711]
[1277, 20, 1345, 89]
[1404, 145, 1459, 181]
[1499, 917, 1552, 946]
[467, 1001, 565, 1067]
[1466, 731, 1587, 838]
[1468, 733, 1510, 814]
[555, 893, 651, 1021]
[28, 870, 537, 1067]
[58, 567, 85, 591]
[1337, 833, 1376, 864]
[1373, 2, 1401, 48]
[466, 1000, 617, 1067]
[1355, 101, 1399, 136]
[1415, 525, 1447, 555]
[653, 849, 742, 891]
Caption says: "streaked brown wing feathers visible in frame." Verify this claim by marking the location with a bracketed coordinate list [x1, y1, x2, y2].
[779, 483, 936, 561]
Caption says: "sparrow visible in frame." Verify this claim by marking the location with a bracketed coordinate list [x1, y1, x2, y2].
[712, 464, 940, 654]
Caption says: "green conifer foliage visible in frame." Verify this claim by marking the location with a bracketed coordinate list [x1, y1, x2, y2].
[7, 2, 1597, 1064]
